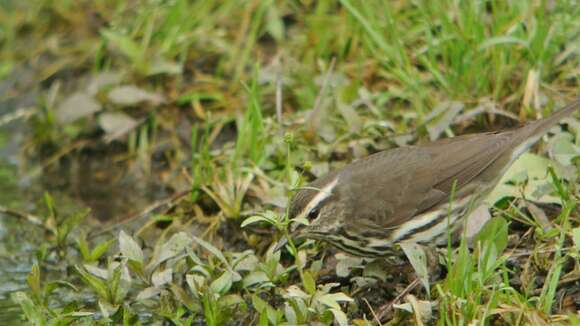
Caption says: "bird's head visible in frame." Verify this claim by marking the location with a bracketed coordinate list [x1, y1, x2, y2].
[274, 174, 343, 250]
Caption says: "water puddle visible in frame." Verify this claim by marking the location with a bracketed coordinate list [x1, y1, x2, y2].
[0, 77, 171, 321]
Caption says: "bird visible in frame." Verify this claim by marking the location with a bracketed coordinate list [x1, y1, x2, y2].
[275, 98, 579, 257]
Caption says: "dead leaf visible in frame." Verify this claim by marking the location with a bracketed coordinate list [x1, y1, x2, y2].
[98, 112, 139, 143]
[426, 101, 464, 141]
[399, 243, 429, 296]
[405, 294, 432, 326]
[486, 153, 564, 205]
[548, 132, 579, 166]
[305, 99, 336, 142]
[524, 201, 551, 232]
[522, 69, 540, 115]
[83, 264, 108, 279]
[151, 268, 173, 287]
[86, 72, 122, 96]
[337, 100, 362, 134]
[136, 287, 161, 301]
[108, 85, 165, 106]
[335, 253, 363, 278]
[56, 92, 101, 124]
[147, 57, 182, 76]
[392, 295, 433, 325]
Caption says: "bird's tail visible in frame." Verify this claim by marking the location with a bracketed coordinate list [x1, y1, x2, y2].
[512, 97, 579, 144]
[508, 97, 579, 159]
[520, 97, 580, 139]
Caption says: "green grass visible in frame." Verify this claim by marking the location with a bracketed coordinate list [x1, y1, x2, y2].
[1, 0, 579, 325]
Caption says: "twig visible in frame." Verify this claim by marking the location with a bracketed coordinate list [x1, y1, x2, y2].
[0, 205, 44, 226]
[0, 107, 37, 126]
[454, 104, 519, 124]
[306, 57, 337, 133]
[363, 298, 383, 326]
[23, 139, 89, 180]
[507, 247, 571, 258]
[276, 69, 283, 127]
[376, 278, 421, 320]
[312, 57, 336, 113]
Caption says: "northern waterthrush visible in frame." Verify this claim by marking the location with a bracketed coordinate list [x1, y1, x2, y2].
[277, 98, 579, 257]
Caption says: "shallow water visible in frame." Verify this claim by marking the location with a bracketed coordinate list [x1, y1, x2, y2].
[0, 114, 38, 322]
[0, 75, 170, 321]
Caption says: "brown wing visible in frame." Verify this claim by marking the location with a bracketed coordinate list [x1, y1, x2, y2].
[336, 131, 514, 231]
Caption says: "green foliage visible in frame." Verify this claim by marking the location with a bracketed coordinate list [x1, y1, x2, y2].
[538, 170, 575, 314]
[438, 217, 509, 324]
[3, 0, 579, 325]
[190, 123, 212, 202]
[235, 67, 267, 165]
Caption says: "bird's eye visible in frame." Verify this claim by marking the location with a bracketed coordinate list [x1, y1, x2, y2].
[307, 207, 319, 220]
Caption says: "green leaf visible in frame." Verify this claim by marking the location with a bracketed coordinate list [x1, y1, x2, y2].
[241, 215, 269, 228]
[210, 271, 233, 294]
[548, 167, 568, 201]
[192, 236, 228, 267]
[259, 311, 268, 326]
[186, 274, 206, 297]
[170, 283, 198, 312]
[479, 36, 528, 50]
[446, 241, 474, 296]
[57, 209, 90, 246]
[77, 235, 91, 261]
[98, 299, 119, 319]
[235, 71, 266, 164]
[152, 232, 193, 266]
[475, 217, 508, 254]
[44, 280, 78, 297]
[248, 211, 281, 228]
[540, 202, 574, 313]
[330, 308, 349, 326]
[252, 294, 268, 312]
[75, 265, 109, 301]
[119, 231, 144, 264]
[186, 246, 204, 266]
[265, 5, 284, 42]
[109, 265, 123, 304]
[11, 292, 45, 325]
[317, 292, 353, 310]
[573, 227, 580, 252]
[43, 192, 56, 220]
[90, 239, 115, 262]
[301, 270, 316, 295]
[219, 294, 245, 308]
[27, 263, 41, 301]
[243, 271, 269, 288]
[101, 29, 142, 62]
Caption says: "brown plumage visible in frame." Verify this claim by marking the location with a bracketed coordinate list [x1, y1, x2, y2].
[282, 98, 579, 257]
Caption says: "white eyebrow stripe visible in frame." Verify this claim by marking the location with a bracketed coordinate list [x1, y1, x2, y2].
[298, 177, 339, 219]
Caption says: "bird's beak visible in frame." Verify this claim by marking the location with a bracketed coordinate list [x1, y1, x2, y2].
[273, 225, 306, 252]
[273, 237, 288, 252]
